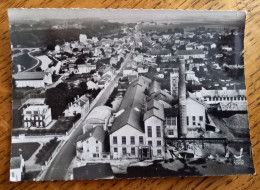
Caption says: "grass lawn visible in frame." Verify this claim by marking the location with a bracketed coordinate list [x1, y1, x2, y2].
[11, 142, 40, 161]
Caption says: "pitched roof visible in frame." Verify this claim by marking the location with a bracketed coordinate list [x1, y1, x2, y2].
[86, 106, 112, 122]
[73, 163, 114, 180]
[10, 157, 22, 169]
[194, 89, 247, 98]
[175, 49, 204, 56]
[110, 76, 151, 134]
[77, 125, 106, 142]
[217, 101, 248, 112]
[143, 99, 165, 121]
[13, 72, 48, 80]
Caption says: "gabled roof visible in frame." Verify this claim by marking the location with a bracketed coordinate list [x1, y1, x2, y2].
[13, 72, 48, 80]
[143, 100, 165, 121]
[86, 106, 112, 122]
[110, 76, 151, 134]
[149, 80, 161, 95]
[73, 163, 114, 180]
[77, 125, 106, 143]
[10, 157, 22, 169]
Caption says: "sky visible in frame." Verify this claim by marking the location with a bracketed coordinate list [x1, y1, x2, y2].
[8, 9, 247, 24]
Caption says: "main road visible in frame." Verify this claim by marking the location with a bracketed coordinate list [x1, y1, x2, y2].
[43, 52, 133, 181]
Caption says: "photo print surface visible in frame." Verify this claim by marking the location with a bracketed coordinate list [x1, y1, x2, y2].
[8, 9, 255, 181]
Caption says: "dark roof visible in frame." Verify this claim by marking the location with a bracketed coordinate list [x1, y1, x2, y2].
[13, 72, 48, 80]
[73, 163, 114, 180]
[175, 49, 204, 56]
[77, 125, 106, 143]
[143, 100, 165, 121]
[150, 49, 171, 55]
[10, 157, 22, 169]
[164, 107, 178, 117]
[110, 76, 151, 134]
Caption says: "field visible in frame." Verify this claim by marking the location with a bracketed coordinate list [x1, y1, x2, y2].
[11, 142, 40, 161]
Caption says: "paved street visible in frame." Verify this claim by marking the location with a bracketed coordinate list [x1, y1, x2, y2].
[43, 52, 132, 180]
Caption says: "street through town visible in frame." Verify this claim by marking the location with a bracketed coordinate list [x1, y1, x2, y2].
[43, 52, 132, 180]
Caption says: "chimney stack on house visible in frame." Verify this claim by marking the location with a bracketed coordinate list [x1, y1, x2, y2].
[178, 59, 188, 137]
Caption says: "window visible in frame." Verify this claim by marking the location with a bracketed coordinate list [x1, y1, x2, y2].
[114, 148, 118, 152]
[234, 97, 236, 100]
[156, 126, 161, 137]
[86, 140, 89, 144]
[157, 140, 161, 146]
[193, 121, 196, 125]
[26, 111, 31, 114]
[130, 136, 135, 145]
[113, 136, 117, 144]
[168, 130, 174, 135]
[148, 126, 152, 137]
[227, 97, 229, 101]
[96, 146, 99, 152]
[166, 117, 176, 126]
[148, 141, 152, 146]
[139, 136, 144, 145]
[157, 149, 162, 155]
[223, 97, 226, 100]
[230, 97, 233, 101]
[96, 140, 98, 144]
[209, 97, 211, 101]
[93, 153, 99, 158]
[12, 172, 15, 177]
[192, 116, 196, 121]
[87, 148, 89, 152]
[187, 116, 189, 125]
[33, 111, 38, 114]
[220, 97, 222, 101]
[131, 147, 135, 155]
[122, 147, 127, 155]
[122, 136, 126, 144]
[199, 116, 203, 121]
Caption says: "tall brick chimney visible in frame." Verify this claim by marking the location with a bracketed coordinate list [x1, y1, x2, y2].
[178, 59, 187, 137]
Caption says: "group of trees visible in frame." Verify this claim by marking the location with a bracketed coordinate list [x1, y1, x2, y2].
[35, 137, 59, 165]
[45, 82, 100, 119]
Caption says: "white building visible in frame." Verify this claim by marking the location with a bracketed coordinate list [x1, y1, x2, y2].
[77, 63, 96, 74]
[143, 100, 165, 158]
[10, 154, 25, 182]
[87, 81, 99, 90]
[79, 34, 87, 43]
[186, 94, 207, 137]
[64, 95, 90, 118]
[192, 89, 247, 105]
[23, 104, 52, 128]
[76, 125, 108, 161]
[13, 72, 52, 88]
[175, 49, 205, 59]
[110, 76, 159, 160]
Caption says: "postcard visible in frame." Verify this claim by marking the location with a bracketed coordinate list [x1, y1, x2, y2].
[8, 9, 255, 181]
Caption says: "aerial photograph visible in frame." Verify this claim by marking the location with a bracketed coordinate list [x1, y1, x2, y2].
[8, 9, 254, 181]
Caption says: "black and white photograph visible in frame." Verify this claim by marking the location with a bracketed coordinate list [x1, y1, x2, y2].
[8, 9, 255, 181]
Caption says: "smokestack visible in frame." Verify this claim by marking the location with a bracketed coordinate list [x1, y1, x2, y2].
[178, 59, 187, 137]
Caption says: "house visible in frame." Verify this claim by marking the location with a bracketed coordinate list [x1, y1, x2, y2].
[186, 93, 207, 137]
[77, 63, 96, 74]
[79, 34, 87, 43]
[76, 125, 108, 161]
[222, 45, 232, 52]
[13, 72, 52, 88]
[10, 150, 25, 182]
[175, 49, 205, 59]
[143, 100, 165, 159]
[164, 107, 178, 138]
[123, 67, 138, 77]
[72, 163, 114, 180]
[83, 106, 112, 132]
[87, 81, 99, 90]
[109, 76, 153, 160]
[150, 48, 171, 58]
[137, 65, 148, 73]
[22, 104, 52, 128]
[64, 95, 90, 118]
